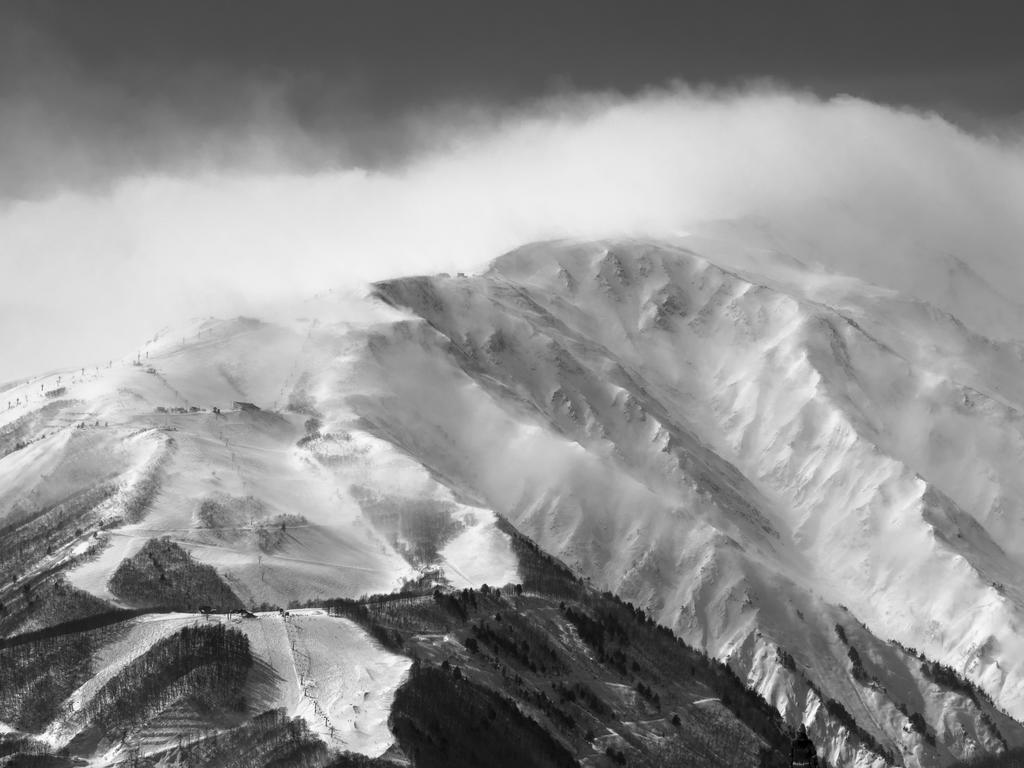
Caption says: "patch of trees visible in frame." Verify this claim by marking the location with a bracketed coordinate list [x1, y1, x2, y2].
[980, 712, 1010, 753]
[316, 549, 797, 766]
[562, 605, 629, 657]
[920, 658, 994, 707]
[471, 615, 565, 676]
[635, 680, 661, 708]
[133, 707, 328, 768]
[108, 537, 243, 611]
[889, 638, 919, 657]
[470, 618, 529, 662]
[551, 680, 613, 719]
[196, 494, 305, 553]
[285, 374, 321, 418]
[585, 588, 791, 763]
[514, 682, 578, 733]
[80, 623, 252, 738]
[822, 697, 894, 764]
[434, 589, 469, 621]
[120, 438, 173, 523]
[846, 645, 871, 685]
[0, 733, 79, 768]
[388, 663, 578, 768]
[256, 514, 306, 553]
[320, 596, 407, 652]
[605, 745, 627, 764]
[458, 591, 786, 760]
[351, 486, 465, 566]
[910, 713, 934, 745]
[321, 586, 527, 653]
[0, 400, 71, 459]
[329, 572, 792, 764]
[833, 622, 876, 686]
[0, 734, 42, 759]
[493, 514, 577, 596]
[0, 481, 117, 588]
[0, 607, 149, 652]
[645, 737, 780, 768]
[197, 494, 266, 530]
[317, 534, 933, 768]
[894, 700, 935, 744]
[295, 416, 323, 447]
[0, 623, 114, 732]
[834, 623, 848, 645]
[325, 752, 398, 768]
[0, 578, 113, 638]
[891, 640, 1007, 752]
[776, 647, 797, 671]
[708, 662, 788, 760]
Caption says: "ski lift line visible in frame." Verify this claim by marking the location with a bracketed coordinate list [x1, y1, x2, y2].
[266, 616, 305, 715]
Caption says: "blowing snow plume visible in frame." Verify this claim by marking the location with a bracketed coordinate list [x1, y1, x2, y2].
[0, 89, 1020, 354]
[3, 86, 1024, 382]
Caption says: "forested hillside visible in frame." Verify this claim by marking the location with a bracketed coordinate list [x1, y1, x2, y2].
[320, 518, 792, 767]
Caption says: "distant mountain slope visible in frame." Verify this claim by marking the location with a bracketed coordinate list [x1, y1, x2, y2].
[370, 238, 1024, 766]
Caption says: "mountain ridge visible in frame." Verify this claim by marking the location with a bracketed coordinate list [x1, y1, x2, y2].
[4, 234, 1024, 766]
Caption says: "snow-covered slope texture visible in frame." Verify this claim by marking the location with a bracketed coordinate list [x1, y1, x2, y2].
[366, 238, 1024, 767]
[0, 293, 519, 620]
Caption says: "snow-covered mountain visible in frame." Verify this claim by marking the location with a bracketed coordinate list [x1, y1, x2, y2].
[369, 238, 1024, 766]
[4, 234, 1024, 767]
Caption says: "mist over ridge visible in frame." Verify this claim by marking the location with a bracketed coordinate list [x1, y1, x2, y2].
[3, 84, 1024, 382]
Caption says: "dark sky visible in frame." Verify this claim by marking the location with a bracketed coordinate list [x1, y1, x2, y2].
[2, 1, 1023, 199]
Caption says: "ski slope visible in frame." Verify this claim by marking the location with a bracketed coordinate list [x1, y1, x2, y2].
[36, 609, 410, 764]
[0, 294, 520, 613]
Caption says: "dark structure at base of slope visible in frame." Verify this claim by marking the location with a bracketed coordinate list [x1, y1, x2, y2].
[108, 537, 244, 611]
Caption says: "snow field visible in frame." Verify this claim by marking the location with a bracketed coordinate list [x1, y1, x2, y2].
[278, 610, 411, 756]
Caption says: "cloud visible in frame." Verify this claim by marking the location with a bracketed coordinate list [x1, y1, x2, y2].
[2, 84, 1024, 381]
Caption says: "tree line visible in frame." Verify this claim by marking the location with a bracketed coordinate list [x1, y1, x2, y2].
[81, 623, 252, 738]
